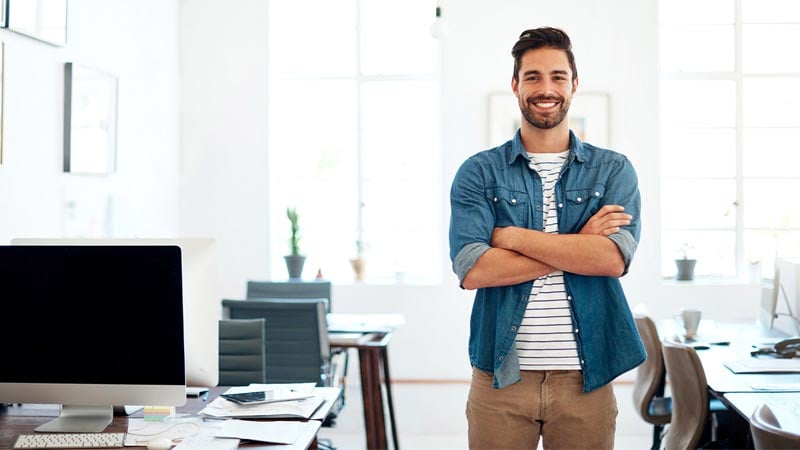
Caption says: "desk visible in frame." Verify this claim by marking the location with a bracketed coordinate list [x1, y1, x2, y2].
[0, 387, 340, 449]
[329, 331, 399, 450]
[676, 321, 800, 448]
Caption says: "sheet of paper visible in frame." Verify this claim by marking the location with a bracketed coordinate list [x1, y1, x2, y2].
[214, 419, 304, 444]
[724, 358, 800, 373]
[173, 420, 239, 450]
[124, 417, 204, 446]
[750, 383, 800, 391]
[223, 383, 316, 395]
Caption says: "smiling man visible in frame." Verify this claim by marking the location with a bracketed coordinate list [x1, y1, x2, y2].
[449, 27, 645, 450]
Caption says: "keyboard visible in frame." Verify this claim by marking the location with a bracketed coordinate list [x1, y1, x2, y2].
[12, 432, 125, 449]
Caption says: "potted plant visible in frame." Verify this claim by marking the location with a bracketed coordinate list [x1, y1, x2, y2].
[675, 242, 696, 281]
[284, 207, 306, 279]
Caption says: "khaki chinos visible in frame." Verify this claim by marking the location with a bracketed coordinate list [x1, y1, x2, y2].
[466, 367, 617, 450]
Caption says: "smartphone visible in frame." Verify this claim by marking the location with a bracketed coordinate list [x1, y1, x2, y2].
[220, 390, 313, 405]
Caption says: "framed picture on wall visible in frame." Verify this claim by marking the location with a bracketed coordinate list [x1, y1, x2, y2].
[6, 0, 68, 46]
[488, 91, 610, 148]
[63, 63, 118, 175]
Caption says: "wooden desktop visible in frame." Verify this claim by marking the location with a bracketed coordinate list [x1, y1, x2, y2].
[0, 386, 341, 449]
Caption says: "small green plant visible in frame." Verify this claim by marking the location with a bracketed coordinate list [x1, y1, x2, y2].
[286, 207, 301, 256]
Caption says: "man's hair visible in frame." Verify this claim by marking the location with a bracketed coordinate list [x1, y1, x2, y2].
[511, 27, 577, 82]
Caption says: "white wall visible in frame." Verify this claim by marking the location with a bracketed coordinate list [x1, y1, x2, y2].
[1, 0, 760, 382]
[0, 0, 181, 242]
[178, 0, 270, 300]
[179, 0, 766, 381]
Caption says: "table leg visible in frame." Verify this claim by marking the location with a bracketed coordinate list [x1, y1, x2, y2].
[359, 348, 387, 450]
[380, 347, 399, 450]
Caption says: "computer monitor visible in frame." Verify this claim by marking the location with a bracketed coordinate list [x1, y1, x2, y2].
[0, 245, 186, 432]
[771, 258, 800, 336]
[11, 238, 221, 390]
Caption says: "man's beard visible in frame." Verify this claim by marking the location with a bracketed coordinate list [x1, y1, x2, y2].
[520, 95, 571, 129]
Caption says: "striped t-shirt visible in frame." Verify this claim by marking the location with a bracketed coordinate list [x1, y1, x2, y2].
[515, 150, 581, 371]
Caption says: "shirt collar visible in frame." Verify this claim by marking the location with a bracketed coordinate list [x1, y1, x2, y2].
[507, 129, 589, 165]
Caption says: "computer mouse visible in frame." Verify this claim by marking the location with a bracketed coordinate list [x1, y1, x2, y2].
[146, 437, 173, 450]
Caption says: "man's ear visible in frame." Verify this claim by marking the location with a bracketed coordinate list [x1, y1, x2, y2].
[572, 77, 579, 94]
[511, 76, 519, 96]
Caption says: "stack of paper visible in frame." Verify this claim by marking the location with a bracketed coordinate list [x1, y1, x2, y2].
[199, 385, 325, 419]
[724, 358, 800, 373]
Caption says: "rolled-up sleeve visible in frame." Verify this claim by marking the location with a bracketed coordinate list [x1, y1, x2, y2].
[604, 155, 641, 276]
[453, 242, 491, 283]
[608, 229, 637, 275]
[449, 156, 495, 287]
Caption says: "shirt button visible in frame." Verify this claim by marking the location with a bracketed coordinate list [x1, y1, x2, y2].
[576, 197, 582, 202]
[498, 355, 504, 361]
[558, 203, 563, 208]
[575, 328, 580, 334]
[536, 206, 541, 211]
[493, 197, 498, 202]
[567, 295, 572, 300]
[594, 191, 600, 197]
[511, 198, 517, 204]
[581, 359, 585, 364]
[511, 326, 517, 331]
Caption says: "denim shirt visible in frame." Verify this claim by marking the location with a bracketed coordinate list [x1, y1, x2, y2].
[449, 130, 646, 392]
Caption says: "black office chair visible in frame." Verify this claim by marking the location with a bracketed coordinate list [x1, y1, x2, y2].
[221, 298, 331, 386]
[218, 318, 267, 386]
[221, 298, 341, 450]
[246, 280, 333, 312]
[245, 280, 349, 414]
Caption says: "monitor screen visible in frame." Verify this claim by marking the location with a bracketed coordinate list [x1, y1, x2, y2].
[10, 238, 220, 390]
[0, 245, 186, 432]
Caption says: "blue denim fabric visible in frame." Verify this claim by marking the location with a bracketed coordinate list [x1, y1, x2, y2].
[449, 130, 646, 392]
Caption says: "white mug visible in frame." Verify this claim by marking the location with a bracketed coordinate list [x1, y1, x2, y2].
[680, 308, 702, 339]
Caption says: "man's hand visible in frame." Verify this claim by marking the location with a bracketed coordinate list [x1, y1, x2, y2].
[579, 205, 632, 236]
[491, 226, 521, 251]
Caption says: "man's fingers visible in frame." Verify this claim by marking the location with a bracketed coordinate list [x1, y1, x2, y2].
[599, 204, 625, 214]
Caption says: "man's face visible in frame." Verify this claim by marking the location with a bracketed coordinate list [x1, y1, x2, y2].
[512, 47, 578, 130]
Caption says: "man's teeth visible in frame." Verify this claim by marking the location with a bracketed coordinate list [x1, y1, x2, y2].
[535, 102, 557, 108]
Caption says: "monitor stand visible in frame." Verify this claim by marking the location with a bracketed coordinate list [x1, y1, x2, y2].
[35, 405, 113, 432]
[113, 405, 143, 416]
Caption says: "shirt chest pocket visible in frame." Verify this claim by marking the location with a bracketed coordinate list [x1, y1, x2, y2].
[565, 184, 606, 214]
[486, 187, 528, 227]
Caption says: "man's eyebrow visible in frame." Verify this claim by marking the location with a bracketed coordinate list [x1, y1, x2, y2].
[521, 69, 569, 77]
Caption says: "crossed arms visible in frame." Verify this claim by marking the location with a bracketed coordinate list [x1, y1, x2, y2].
[461, 205, 632, 290]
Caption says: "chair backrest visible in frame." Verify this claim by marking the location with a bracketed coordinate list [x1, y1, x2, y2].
[633, 315, 670, 425]
[750, 403, 800, 449]
[221, 298, 331, 387]
[246, 280, 332, 313]
[662, 336, 709, 450]
[218, 318, 267, 386]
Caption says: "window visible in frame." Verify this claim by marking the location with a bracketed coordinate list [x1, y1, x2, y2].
[267, 0, 441, 283]
[659, 0, 800, 279]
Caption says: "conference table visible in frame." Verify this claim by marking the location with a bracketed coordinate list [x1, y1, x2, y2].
[0, 387, 341, 449]
[666, 320, 800, 448]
